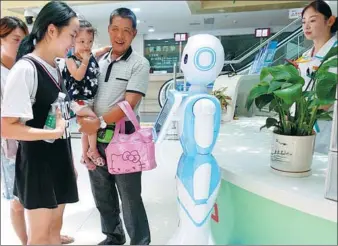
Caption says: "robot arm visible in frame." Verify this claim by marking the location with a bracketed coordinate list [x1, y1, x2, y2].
[179, 95, 221, 155]
[193, 98, 216, 149]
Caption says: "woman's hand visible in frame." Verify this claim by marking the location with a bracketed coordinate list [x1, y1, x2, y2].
[319, 104, 332, 111]
[1, 111, 67, 142]
[53, 108, 66, 139]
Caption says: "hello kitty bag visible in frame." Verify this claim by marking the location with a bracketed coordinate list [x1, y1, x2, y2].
[105, 101, 157, 174]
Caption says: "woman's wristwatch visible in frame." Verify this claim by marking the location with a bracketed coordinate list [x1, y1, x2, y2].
[98, 116, 107, 129]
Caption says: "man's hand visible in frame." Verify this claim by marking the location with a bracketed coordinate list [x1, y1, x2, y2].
[77, 116, 100, 135]
[93, 46, 111, 59]
[103, 46, 112, 52]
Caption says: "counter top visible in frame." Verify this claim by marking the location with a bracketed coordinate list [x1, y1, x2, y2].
[213, 117, 337, 222]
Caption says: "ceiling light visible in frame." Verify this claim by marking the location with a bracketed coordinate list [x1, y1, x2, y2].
[132, 8, 140, 12]
[137, 19, 140, 24]
[148, 27, 155, 32]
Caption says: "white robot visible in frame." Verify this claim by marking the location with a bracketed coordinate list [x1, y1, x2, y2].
[167, 34, 225, 245]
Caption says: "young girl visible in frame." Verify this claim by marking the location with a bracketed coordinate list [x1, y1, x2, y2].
[1, 2, 79, 244]
[62, 19, 110, 168]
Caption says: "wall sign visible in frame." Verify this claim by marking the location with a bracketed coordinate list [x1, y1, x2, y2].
[255, 28, 270, 38]
[174, 33, 188, 42]
[289, 8, 302, 19]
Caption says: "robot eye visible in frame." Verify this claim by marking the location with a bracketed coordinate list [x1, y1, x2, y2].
[184, 54, 188, 64]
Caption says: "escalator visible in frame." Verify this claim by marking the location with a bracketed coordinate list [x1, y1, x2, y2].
[230, 26, 309, 75]
[158, 17, 313, 108]
[222, 28, 300, 74]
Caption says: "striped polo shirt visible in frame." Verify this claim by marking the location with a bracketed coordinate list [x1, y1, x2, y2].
[94, 46, 150, 117]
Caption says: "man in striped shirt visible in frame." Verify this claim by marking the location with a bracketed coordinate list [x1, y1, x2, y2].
[77, 8, 151, 245]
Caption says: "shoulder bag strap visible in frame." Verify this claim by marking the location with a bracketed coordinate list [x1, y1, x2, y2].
[117, 101, 141, 131]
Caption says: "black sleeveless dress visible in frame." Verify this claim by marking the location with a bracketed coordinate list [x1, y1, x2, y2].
[13, 57, 79, 209]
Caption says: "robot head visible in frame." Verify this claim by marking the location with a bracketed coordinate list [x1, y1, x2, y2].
[180, 34, 224, 86]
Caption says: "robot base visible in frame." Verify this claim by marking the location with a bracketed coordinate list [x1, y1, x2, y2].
[167, 206, 216, 245]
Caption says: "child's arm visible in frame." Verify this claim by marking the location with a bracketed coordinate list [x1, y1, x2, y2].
[93, 46, 111, 59]
[65, 53, 90, 81]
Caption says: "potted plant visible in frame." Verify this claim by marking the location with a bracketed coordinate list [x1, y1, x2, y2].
[245, 46, 337, 177]
[212, 87, 233, 122]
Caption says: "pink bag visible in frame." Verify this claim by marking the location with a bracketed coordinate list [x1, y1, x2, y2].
[105, 101, 157, 175]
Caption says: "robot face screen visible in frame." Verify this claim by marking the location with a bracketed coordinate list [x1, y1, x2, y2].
[180, 34, 224, 85]
[194, 47, 216, 71]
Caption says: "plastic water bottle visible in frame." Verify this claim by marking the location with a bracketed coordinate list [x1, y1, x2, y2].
[43, 92, 66, 143]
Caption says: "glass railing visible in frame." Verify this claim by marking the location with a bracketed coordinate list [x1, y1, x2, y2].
[222, 17, 302, 73]
[237, 30, 311, 75]
[232, 19, 302, 62]
[231, 31, 298, 68]
[271, 34, 312, 66]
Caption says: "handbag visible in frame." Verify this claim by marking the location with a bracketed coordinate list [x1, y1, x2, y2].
[105, 101, 157, 174]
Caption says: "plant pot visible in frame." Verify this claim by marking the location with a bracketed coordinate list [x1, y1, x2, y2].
[270, 132, 315, 178]
[221, 108, 232, 123]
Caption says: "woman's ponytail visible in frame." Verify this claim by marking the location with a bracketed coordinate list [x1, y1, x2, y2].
[16, 34, 36, 61]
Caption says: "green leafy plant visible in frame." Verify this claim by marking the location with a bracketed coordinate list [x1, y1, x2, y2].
[245, 46, 338, 136]
[212, 87, 232, 111]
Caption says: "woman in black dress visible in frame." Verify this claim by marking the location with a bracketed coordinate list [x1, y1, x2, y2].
[1, 1, 79, 245]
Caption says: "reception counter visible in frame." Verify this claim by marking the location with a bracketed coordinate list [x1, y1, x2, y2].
[156, 117, 337, 245]
[210, 117, 337, 245]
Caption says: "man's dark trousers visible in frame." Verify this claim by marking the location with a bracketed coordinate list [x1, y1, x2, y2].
[88, 125, 151, 245]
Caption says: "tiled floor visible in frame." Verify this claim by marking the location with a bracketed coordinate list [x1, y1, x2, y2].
[1, 139, 183, 245]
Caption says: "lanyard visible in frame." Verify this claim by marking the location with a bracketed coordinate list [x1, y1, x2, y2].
[27, 56, 62, 91]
